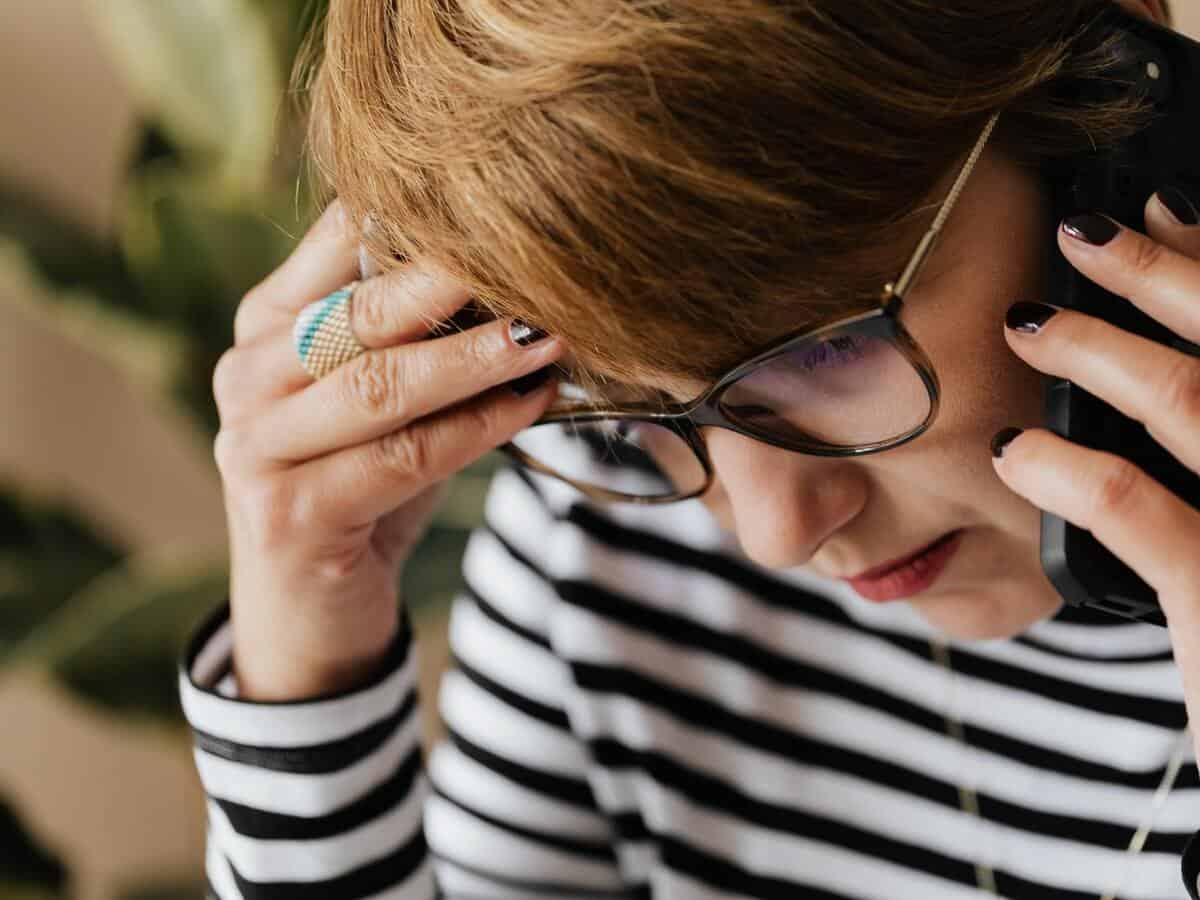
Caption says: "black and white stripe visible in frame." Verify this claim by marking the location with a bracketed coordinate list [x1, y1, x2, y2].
[180, 464, 1200, 899]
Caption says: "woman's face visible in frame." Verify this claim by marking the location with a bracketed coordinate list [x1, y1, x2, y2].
[687, 0, 1168, 639]
[537, 3, 1167, 641]
[692, 146, 1062, 640]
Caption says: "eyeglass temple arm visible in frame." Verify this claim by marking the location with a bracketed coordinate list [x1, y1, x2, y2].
[884, 110, 1002, 302]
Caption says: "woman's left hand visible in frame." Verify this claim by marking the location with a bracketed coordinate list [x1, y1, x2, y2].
[991, 190, 1200, 740]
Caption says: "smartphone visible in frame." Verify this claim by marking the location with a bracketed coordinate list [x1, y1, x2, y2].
[1040, 6, 1200, 626]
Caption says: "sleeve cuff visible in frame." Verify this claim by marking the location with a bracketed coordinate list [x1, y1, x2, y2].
[176, 596, 418, 754]
[1183, 828, 1200, 900]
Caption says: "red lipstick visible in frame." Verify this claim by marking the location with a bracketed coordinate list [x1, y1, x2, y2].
[841, 530, 964, 603]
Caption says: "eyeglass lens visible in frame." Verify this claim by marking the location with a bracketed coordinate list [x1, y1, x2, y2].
[509, 331, 931, 500]
[716, 333, 930, 446]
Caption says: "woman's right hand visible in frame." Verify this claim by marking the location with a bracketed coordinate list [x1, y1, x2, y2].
[211, 201, 564, 701]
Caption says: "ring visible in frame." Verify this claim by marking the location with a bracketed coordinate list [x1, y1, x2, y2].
[293, 281, 367, 380]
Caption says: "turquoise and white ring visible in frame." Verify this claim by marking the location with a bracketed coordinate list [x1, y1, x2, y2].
[292, 281, 367, 380]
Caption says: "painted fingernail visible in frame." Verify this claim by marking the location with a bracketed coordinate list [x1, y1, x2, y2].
[510, 320, 549, 347]
[1156, 186, 1200, 226]
[1061, 214, 1120, 246]
[510, 366, 553, 396]
[991, 427, 1023, 459]
[1005, 301, 1059, 335]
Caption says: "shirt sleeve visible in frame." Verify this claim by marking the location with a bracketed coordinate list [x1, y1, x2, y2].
[177, 466, 630, 900]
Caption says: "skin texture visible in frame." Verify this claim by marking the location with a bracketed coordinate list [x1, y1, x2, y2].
[663, 0, 1169, 641]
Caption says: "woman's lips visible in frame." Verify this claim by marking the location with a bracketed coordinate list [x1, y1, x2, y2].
[846, 531, 954, 580]
[840, 530, 964, 603]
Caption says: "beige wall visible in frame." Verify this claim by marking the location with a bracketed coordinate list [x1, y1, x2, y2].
[0, 0, 134, 235]
[1178, 2, 1200, 37]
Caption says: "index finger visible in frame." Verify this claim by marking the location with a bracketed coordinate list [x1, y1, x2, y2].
[1058, 214, 1200, 344]
[235, 199, 362, 345]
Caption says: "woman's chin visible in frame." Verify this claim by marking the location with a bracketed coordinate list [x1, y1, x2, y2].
[908, 582, 1064, 641]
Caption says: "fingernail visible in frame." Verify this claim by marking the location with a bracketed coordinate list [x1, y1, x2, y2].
[1005, 301, 1059, 335]
[1156, 186, 1200, 226]
[991, 427, 1023, 459]
[510, 320, 549, 347]
[510, 366, 553, 396]
[1061, 213, 1120, 246]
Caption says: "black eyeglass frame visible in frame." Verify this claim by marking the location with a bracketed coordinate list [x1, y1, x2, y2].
[502, 110, 1003, 504]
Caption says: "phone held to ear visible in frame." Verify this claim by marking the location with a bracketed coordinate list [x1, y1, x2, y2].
[1042, 6, 1200, 626]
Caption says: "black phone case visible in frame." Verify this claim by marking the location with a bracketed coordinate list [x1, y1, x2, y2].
[1041, 8, 1200, 627]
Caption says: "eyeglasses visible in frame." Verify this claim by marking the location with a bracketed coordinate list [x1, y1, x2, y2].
[502, 110, 1003, 503]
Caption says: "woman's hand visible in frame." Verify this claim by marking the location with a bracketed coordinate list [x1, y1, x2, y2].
[990, 189, 1200, 746]
[212, 200, 564, 700]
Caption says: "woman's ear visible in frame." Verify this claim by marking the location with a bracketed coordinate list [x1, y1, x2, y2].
[1112, 0, 1170, 24]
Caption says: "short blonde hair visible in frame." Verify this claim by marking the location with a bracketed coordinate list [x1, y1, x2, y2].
[296, 0, 1152, 383]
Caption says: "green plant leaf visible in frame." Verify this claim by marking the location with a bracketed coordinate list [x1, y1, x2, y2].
[50, 566, 230, 722]
[0, 239, 193, 401]
[4, 543, 229, 724]
[129, 120, 187, 174]
[0, 180, 144, 312]
[120, 164, 300, 321]
[82, 0, 282, 198]
[0, 794, 66, 896]
[250, 0, 330, 72]
[116, 162, 312, 434]
[0, 480, 125, 658]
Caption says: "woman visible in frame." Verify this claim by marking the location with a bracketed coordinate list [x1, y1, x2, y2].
[185, 0, 1200, 896]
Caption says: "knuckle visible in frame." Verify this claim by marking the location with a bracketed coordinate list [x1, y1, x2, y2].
[377, 427, 434, 480]
[1128, 236, 1167, 277]
[328, 196, 349, 230]
[1090, 457, 1143, 517]
[252, 477, 319, 551]
[272, 479, 322, 536]
[213, 427, 254, 476]
[459, 326, 500, 369]
[227, 472, 345, 557]
[342, 351, 402, 417]
[233, 286, 267, 344]
[310, 544, 370, 584]
[350, 277, 387, 340]
[1157, 354, 1200, 422]
[211, 348, 242, 409]
[395, 264, 438, 315]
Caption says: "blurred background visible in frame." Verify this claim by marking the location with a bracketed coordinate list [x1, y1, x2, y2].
[0, 1, 493, 897]
[2, 2, 1199, 898]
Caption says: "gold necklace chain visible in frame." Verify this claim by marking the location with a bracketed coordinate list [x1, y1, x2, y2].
[929, 636, 1191, 900]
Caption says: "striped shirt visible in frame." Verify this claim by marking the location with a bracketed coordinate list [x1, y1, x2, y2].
[179, 463, 1200, 899]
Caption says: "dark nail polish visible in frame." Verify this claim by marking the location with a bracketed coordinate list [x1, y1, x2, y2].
[1156, 186, 1200, 226]
[1061, 214, 1120, 246]
[1005, 301, 1059, 335]
[510, 366, 553, 396]
[510, 320, 549, 347]
[991, 427, 1023, 459]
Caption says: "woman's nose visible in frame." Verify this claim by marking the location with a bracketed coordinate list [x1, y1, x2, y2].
[703, 429, 865, 570]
